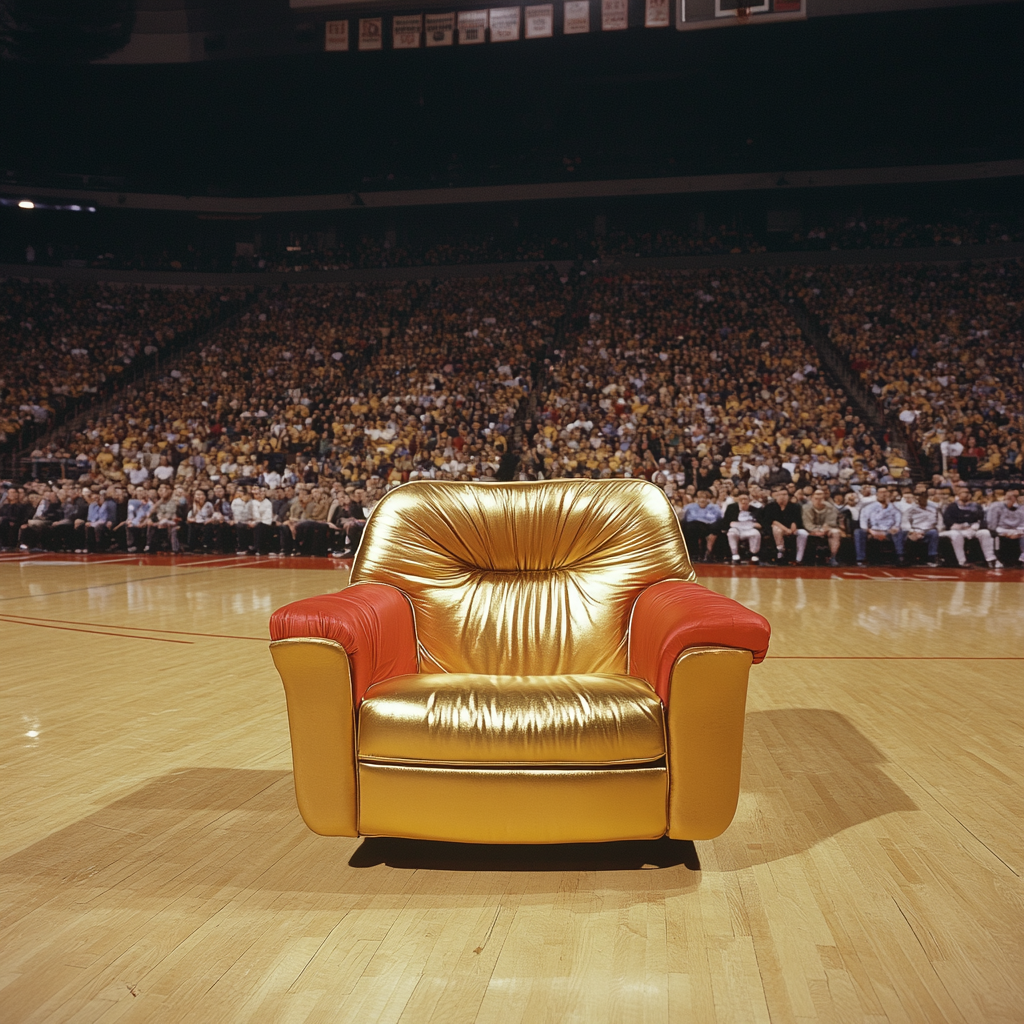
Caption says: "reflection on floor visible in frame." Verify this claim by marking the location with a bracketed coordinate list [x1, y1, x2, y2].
[0, 563, 1021, 1023]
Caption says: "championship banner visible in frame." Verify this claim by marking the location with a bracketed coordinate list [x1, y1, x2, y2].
[457, 9, 488, 42]
[524, 4, 553, 37]
[563, 0, 591, 33]
[359, 17, 383, 49]
[425, 12, 455, 45]
[645, 0, 670, 26]
[393, 13, 423, 47]
[602, 0, 628, 30]
[489, 7, 521, 40]
[325, 19, 349, 50]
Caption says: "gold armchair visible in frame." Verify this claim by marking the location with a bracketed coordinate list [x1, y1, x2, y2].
[270, 479, 770, 843]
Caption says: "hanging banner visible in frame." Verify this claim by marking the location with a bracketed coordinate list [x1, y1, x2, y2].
[602, 0, 628, 29]
[645, 0, 670, 26]
[563, 0, 591, 33]
[393, 14, 423, 47]
[325, 19, 349, 50]
[489, 7, 521, 40]
[359, 17, 383, 49]
[457, 9, 488, 42]
[425, 12, 455, 45]
[524, 4, 553, 37]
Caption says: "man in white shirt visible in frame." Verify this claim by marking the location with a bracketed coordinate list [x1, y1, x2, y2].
[128, 459, 150, 487]
[152, 455, 175, 486]
[248, 486, 274, 556]
[231, 488, 254, 554]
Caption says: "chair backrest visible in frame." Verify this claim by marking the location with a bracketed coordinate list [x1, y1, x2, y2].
[350, 478, 694, 676]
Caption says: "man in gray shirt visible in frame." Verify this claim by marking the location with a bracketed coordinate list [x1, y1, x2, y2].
[900, 491, 941, 567]
[987, 489, 1024, 568]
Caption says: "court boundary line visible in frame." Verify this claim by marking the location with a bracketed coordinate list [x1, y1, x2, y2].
[0, 612, 266, 642]
[0, 614, 194, 644]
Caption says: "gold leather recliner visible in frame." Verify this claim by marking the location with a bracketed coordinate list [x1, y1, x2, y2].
[270, 479, 770, 844]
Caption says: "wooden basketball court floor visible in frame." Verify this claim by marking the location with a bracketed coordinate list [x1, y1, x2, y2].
[1, 554, 1022, 1024]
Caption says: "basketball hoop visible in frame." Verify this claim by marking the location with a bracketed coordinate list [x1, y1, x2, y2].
[736, 6, 751, 21]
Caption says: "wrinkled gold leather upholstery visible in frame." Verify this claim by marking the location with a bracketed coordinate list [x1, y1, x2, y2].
[350, 478, 694, 676]
[272, 479, 766, 843]
[359, 673, 665, 766]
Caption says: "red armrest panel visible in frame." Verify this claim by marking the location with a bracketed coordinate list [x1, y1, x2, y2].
[270, 583, 418, 705]
[629, 580, 771, 704]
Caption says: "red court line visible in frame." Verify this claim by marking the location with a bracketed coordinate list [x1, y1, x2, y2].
[0, 615, 193, 644]
[0, 612, 267, 641]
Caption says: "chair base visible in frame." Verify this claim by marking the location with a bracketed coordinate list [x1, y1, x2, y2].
[357, 763, 668, 844]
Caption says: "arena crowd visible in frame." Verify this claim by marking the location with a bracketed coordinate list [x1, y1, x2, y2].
[794, 260, 1023, 483]
[0, 281, 239, 449]
[2, 262, 1021, 568]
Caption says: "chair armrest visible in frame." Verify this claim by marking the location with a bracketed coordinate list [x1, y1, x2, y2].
[268, 583, 417, 837]
[629, 579, 770, 839]
[629, 580, 770, 704]
[270, 582, 418, 705]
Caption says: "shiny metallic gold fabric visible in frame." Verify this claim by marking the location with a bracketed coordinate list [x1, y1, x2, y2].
[358, 763, 668, 843]
[270, 638, 359, 836]
[358, 673, 665, 766]
[350, 479, 695, 676]
[664, 646, 752, 840]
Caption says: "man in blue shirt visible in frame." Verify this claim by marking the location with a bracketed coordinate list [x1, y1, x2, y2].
[682, 490, 724, 563]
[125, 489, 153, 553]
[84, 489, 117, 553]
[855, 486, 904, 565]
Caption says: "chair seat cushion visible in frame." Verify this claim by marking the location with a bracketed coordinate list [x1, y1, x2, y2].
[358, 673, 665, 767]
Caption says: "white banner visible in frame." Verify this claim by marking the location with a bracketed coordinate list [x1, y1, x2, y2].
[393, 14, 422, 47]
[359, 17, 383, 49]
[645, 0, 670, 26]
[563, 0, 591, 33]
[524, 4, 553, 37]
[602, 0, 628, 30]
[458, 9, 488, 42]
[425, 12, 455, 45]
[490, 6, 521, 40]
[325, 19, 349, 50]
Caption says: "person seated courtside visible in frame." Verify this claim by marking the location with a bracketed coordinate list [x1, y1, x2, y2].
[724, 492, 762, 564]
[802, 488, 842, 566]
[762, 487, 807, 564]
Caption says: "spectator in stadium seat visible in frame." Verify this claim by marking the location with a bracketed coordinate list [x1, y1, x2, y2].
[231, 487, 255, 555]
[723, 492, 762, 564]
[0, 487, 31, 550]
[84, 488, 117, 553]
[941, 487, 997, 568]
[144, 484, 181, 553]
[291, 487, 331, 557]
[986, 489, 1024, 567]
[681, 490, 723, 563]
[899, 490, 942, 567]
[186, 489, 214, 552]
[855, 486, 905, 565]
[802, 488, 842, 566]
[249, 487, 275, 556]
[125, 488, 154, 552]
[206, 485, 234, 553]
[762, 487, 807, 564]
[50, 487, 88, 552]
[18, 487, 62, 550]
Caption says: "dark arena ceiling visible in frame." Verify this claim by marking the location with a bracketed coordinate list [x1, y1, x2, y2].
[0, 0, 1020, 199]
